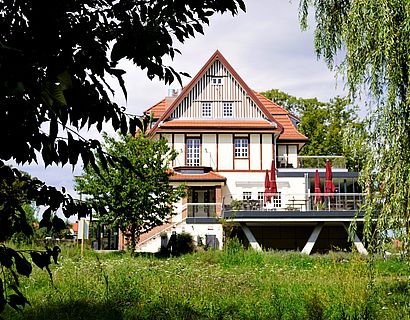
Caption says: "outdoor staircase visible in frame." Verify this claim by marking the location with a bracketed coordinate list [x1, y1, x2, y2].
[135, 204, 188, 252]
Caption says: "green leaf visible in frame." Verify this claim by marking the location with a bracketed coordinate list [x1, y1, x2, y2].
[120, 114, 127, 135]
[57, 70, 72, 91]
[8, 294, 29, 311]
[109, 68, 127, 101]
[13, 253, 32, 277]
[52, 246, 61, 264]
[39, 207, 52, 230]
[0, 247, 14, 269]
[52, 216, 66, 233]
[58, 140, 69, 165]
[49, 116, 58, 139]
[29, 252, 50, 270]
[0, 278, 5, 313]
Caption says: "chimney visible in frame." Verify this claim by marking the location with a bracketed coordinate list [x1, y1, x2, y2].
[166, 88, 181, 107]
[167, 88, 181, 97]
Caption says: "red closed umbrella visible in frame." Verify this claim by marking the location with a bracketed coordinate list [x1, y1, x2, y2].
[325, 159, 335, 195]
[264, 170, 271, 202]
[314, 168, 322, 204]
[270, 159, 278, 194]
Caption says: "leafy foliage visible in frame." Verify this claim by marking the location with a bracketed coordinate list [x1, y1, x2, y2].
[1, 0, 246, 314]
[75, 132, 186, 254]
[299, 0, 410, 257]
[260, 89, 360, 169]
[1, 0, 245, 167]
[0, 244, 61, 314]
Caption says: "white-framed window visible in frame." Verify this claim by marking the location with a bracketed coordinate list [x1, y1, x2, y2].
[264, 192, 282, 208]
[257, 192, 264, 201]
[211, 77, 223, 85]
[223, 102, 233, 117]
[271, 193, 282, 208]
[202, 102, 212, 118]
[186, 138, 200, 166]
[242, 192, 252, 200]
[234, 138, 248, 158]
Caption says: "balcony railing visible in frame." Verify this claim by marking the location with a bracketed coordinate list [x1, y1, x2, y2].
[277, 155, 346, 169]
[186, 203, 222, 218]
[175, 153, 216, 168]
[223, 193, 364, 212]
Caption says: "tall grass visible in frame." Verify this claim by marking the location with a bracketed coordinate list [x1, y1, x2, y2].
[3, 244, 410, 319]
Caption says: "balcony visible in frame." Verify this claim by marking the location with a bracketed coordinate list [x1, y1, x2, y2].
[186, 203, 222, 218]
[277, 155, 346, 169]
[223, 193, 364, 212]
[181, 192, 364, 223]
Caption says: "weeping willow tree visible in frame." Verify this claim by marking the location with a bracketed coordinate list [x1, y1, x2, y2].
[299, 0, 410, 256]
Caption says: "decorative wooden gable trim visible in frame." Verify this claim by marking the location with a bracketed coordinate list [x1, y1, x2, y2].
[150, 50, 283, 134]
[168, 59, 266, 119]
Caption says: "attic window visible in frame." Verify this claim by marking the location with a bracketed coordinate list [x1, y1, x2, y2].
[211, 77, 223, 85]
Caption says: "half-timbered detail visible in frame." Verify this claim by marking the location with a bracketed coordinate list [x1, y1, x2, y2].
[131, 51, 366, 255]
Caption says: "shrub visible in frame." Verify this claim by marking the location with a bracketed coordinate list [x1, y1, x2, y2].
[175, 232, 195, 255]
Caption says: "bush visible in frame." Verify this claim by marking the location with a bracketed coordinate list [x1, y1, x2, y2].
[176, 232, 195, 255]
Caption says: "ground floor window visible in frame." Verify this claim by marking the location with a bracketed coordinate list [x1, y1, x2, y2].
[265, 192, 281, 208]
[271, 193, 281, 207]
[242, 191, 252, 200]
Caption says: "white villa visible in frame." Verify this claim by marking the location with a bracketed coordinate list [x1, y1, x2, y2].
[110, 50, 366, 254]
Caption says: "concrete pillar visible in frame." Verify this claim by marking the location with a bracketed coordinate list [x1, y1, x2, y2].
[343, 223, 368, 255]
[240, 223, 262, 251]
[301, 223, 324, 255]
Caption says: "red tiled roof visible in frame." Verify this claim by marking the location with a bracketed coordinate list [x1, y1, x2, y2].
[253, 92, 307, 141]
[170, 171, 226, 182]
[274, 115, 308, 141]
[253, 92, 288, 115]
[144, 96, 180, 119]
[145, 99, 166, 118]
[143, 51, 306, 142]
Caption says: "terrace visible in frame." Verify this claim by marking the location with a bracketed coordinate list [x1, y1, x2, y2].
[180, 154, 363, 222]
[184, 192, 364, 221]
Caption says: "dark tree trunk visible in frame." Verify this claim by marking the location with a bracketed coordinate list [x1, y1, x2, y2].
[130, 224, 136, 256]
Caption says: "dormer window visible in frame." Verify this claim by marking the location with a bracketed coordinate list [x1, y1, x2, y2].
[202, 102, 212, 118]
[211, 77, 223, 85]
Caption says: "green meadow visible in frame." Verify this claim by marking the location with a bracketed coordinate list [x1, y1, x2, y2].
[3, 246, 410, 320]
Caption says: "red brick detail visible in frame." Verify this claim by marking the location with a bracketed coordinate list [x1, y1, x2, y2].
[215, 187, 222, 217]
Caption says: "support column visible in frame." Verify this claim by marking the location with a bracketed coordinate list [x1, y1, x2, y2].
[343, 223, 368, 255]
[181, 195, 188, 220]
[240, 223, 261, 251]
[215, 186, 222, 217]
[301, 223, 323, 255]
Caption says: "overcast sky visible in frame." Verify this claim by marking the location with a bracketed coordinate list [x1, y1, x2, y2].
[16, 1, 347, 200]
